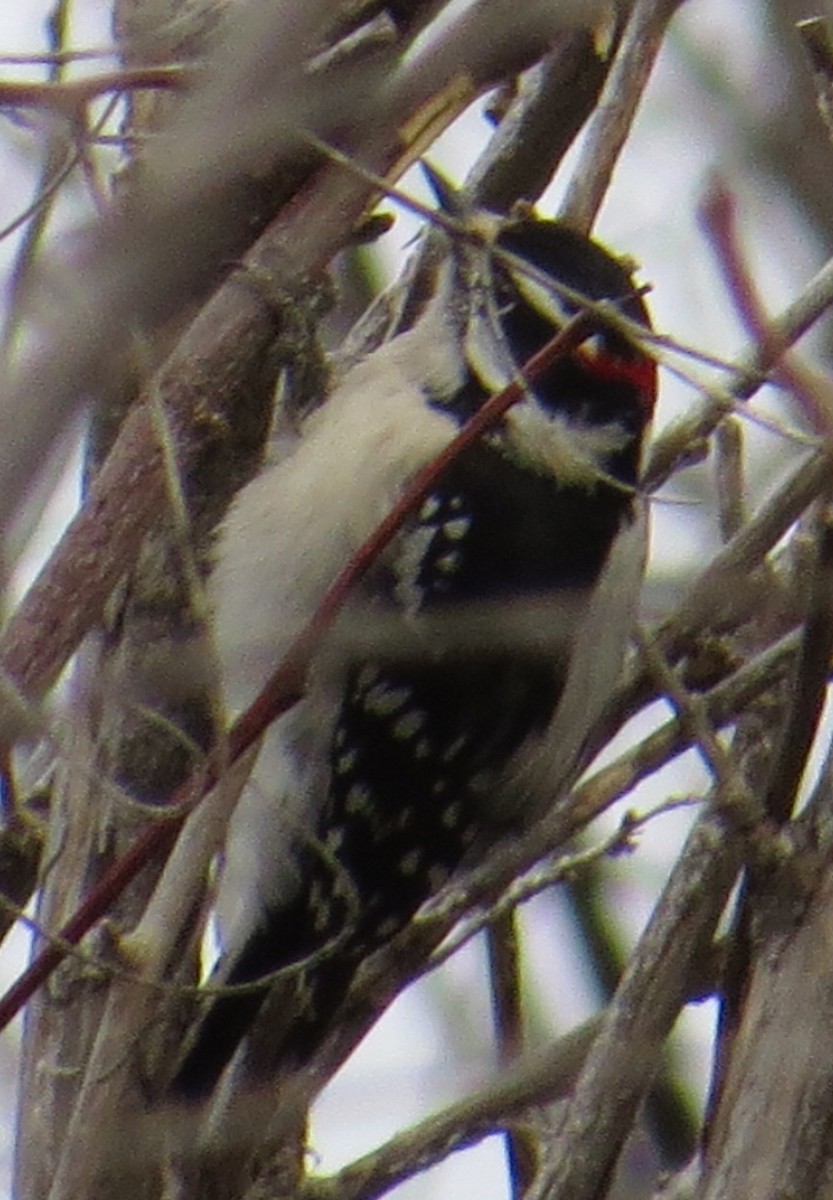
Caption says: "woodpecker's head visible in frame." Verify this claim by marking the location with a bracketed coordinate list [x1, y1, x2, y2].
[495, 214, 655, 396]
[418, 179, 657, 492]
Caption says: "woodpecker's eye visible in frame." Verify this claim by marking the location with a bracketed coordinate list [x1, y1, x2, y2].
[573, 331, 657, 404]
[578, 331, 607, 359]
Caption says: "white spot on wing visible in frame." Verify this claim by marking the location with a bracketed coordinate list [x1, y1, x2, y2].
[436, 551, 461, 575]
[441, 800, 462, 828]
[399, 848, 423, 876]
[376, 916, 400, 937]
[325, 827, 345, 852]
[419, 495, 442, 521]
[393, 710, 426, 740]
[442, 736, 467, 763]
[363, 682, 412, 717]
[355, 665, 380, 693]
[442, 517, 470, 541]
[415, 737, 433, 759]
[335, 748, 358, 774]
[345, 783, 372, 814]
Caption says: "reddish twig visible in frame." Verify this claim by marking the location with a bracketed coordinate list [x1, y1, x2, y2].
[0, 314, 592, 1034]
[699, 174, 833, 434]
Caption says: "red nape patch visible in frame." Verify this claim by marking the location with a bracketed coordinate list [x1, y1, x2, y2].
[575, 346, 658, 414]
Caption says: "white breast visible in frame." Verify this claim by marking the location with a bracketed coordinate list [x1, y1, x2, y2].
[210, 307, 463, 961]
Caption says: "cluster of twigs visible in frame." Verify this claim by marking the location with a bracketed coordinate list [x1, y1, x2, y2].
[2, 2, 833, 1199]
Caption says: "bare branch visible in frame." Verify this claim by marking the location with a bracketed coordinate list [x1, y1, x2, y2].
[525, 807, 741, 1200]
[559, 0, 686, 232]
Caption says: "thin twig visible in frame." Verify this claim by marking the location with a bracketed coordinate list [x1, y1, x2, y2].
[306, 950, 720, 1200]
[699, 174, 833, 433]
[485, 912, 535, 1200]
[634, 625, 736, 788]
[311, 1017, 601, 1200]
[428, 801, 694, 972]
[645, 253, 833, 491]
[0, 64, 189, 117]
[654, 450, 828, 656]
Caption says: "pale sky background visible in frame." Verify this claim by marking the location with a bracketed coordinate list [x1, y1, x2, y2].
[0, 2, 828, 1197]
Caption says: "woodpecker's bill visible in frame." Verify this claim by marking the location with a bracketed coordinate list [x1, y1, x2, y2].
[172, 209, 657, 1101]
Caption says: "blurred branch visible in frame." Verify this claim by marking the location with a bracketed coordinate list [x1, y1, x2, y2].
[467, 28, 611, 214]
[0, 0, 607, 538]
[699, 173, 833, 433]
[0, 1, 604, 716]
[307, 947, 720, 1200]
[563, 864, 699, 1170]
[730, 1, 833, 279]
[714, 418, 746, 542]
[559, 0, 686, 232]
[704, 849, 833, 1198]
[0, 64, 188, 116]
[313, 1015, 600, 1200]
[525, 807, 741, 1200]
[712, 493, 833, 1138]
[588, 631, 796, 825]
[761, 500, 833, 826]
[635, 625, 739, 790]
[645, 250, 833, 491]
[798, 16, 833, 143]
[429, 800, 695, 972]
[485, 912, 536, 1198]
[653, 449, 827, 655]
[42, 749, 257, 1200]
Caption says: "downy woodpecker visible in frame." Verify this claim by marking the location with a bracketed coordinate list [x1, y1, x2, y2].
[172, 206, 657, 1100]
